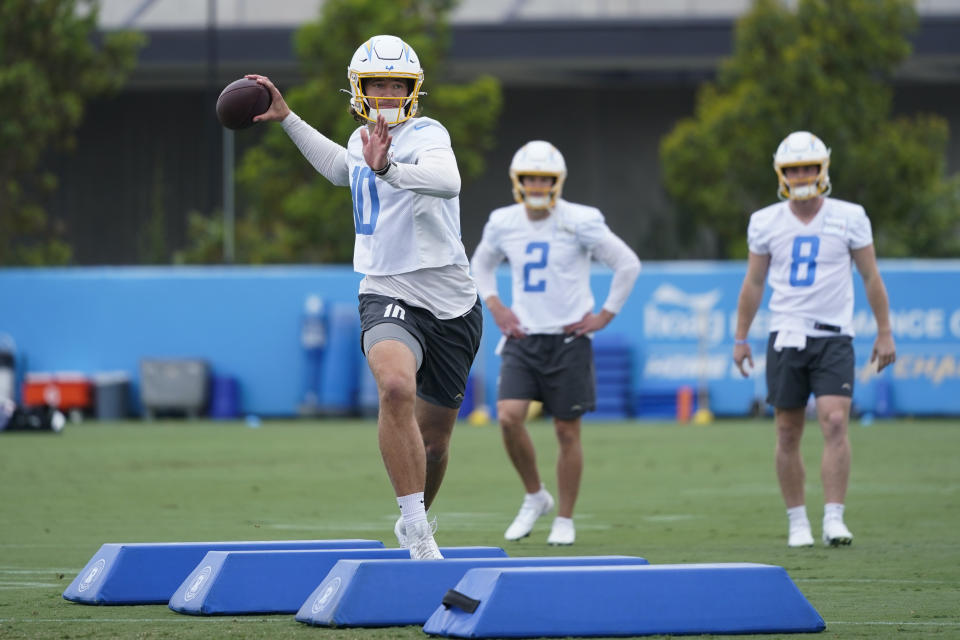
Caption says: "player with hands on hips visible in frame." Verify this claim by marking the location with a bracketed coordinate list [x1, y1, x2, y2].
[471, 141, 641, 545]
[733, 131, 896, 548]
[248, 35, 483, 560]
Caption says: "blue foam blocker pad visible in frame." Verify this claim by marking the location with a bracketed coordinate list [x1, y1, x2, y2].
[423, 563, 826, 637]
[169, 546, 506, 615]
[296, 555, 649, 628]
[62, 540, 383, 605]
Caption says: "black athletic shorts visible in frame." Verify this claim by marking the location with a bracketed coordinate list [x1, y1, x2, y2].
[498, 334, 596, 420]
[358, 294, 482, 409]
[765, 332, 855, 409]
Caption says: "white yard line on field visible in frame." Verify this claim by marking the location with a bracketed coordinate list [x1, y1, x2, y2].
[797, 578, 956, 584]
[830, 621, 960, 627]
[0, 568, 76, 574]
[0, 617, 289, 623]
[0, 582, 62, 589]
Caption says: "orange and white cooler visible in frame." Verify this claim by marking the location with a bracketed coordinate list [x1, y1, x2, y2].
[23, 372, 93, 411]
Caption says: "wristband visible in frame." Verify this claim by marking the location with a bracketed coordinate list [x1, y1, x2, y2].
[373, 161, 395, 177]
[734, 339, 749, 345]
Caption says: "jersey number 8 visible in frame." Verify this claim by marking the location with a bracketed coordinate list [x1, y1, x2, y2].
[790, 235, 819, 287]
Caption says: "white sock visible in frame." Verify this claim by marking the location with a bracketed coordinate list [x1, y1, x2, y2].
[553, 516, 573, 527]
[787, 505, 810, 528]
[527, 484, 548, 501]
[398, 492, 427, 529]
[824, 502, 845, 521]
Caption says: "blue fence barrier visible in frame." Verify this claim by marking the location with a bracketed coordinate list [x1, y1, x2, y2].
[1, 261, 958, 417]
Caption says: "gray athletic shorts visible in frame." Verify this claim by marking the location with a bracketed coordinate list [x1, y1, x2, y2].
[358, 294, 482, 409]
[498, 334, 596, 420]
[765, 332, 855, 409]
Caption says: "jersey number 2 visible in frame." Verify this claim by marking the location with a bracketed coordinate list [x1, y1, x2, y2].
[523, 242, 549, 292]
[351, 166, 381, 235]
[790, 236, 819, 287]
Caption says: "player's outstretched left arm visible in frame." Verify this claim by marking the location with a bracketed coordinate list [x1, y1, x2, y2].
[852, 244, 896, 372]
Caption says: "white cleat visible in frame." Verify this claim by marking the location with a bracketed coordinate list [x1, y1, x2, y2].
[788, 524, 815, 548]
[394, 515, 437, 549]
[547, 517, 575, 546]
[504, 490, 555, 541]
[822, 519, 854, 547]
[407, 520, 443, 560]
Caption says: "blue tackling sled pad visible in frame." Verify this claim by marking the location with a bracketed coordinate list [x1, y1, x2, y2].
[169, 546, 507, 615]
[423, 563, 826, 637]
[296, 555, 649, 627]
[63, 539, 384, 605]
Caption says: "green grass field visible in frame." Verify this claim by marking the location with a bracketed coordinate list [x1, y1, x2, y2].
[0, 417, 958, 639]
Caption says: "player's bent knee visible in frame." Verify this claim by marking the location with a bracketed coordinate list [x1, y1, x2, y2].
[377, 375, 416, 407]
[496, 402, 528, 431]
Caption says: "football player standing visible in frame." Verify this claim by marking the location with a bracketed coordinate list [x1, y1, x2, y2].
[249, 35, 481, 560]
[471, 141, 641, 545]
[733, 131, 897, 548]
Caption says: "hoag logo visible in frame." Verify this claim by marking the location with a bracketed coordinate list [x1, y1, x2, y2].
[183, 565, 212, 602]
[644, 284, 724, 344]
[311, 576, 342, 614]
[77, 558, 106, 593]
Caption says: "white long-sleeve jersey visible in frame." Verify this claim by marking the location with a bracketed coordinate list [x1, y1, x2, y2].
[282, 112, 476, 318]
[471, 199, 641, 334]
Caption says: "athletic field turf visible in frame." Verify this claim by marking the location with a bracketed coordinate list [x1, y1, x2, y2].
[0, 418, 957, 639]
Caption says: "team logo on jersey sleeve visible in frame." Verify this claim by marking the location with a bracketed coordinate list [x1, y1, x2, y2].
[822, 215, 848, 236]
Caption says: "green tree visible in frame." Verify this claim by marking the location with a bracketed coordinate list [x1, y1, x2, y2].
[661, 0, 960, 258]
[0, 0, 143, 265]
[177, 0, 502, 264]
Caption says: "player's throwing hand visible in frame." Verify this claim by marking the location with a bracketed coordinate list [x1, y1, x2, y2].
[245, 74, 291, 122]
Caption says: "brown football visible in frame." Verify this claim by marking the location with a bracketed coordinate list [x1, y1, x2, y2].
[215, 78, 272, 130]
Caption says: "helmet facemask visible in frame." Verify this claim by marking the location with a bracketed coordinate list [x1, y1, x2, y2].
[775, 161, 831, 201]
[510, 173, 565, 210]
[348, 73, 423, 126]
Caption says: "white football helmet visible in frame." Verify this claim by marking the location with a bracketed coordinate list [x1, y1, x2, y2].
[509, 141, 567, 210]
[347, 35, 424, 126]
[773, 131, 832, 201]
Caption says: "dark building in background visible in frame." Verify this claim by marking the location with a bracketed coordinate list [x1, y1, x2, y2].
[48, 7, 960, 264]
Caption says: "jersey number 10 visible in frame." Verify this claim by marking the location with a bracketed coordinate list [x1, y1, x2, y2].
[352, 166, 380, 235]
